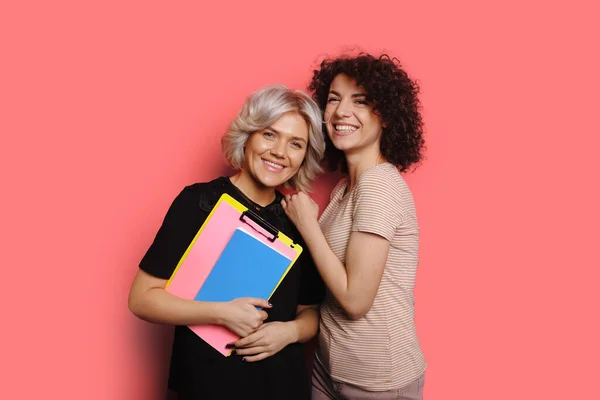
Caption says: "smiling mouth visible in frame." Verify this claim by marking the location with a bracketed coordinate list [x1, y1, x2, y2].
[262, 159, 285, 171]
[333, 124, 358, 134]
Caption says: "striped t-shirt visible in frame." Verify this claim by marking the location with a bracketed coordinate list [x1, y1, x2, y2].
[317, 162, 426, 391]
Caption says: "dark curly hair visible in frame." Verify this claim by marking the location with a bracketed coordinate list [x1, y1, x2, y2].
[308, 53, 425, 172]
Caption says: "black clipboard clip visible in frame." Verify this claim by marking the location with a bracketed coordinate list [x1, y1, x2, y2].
[239, 209, 279, 243]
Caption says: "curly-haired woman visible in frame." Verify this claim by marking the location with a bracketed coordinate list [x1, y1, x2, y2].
[282, 54, 427, 400]
[128, 85, 326, 400]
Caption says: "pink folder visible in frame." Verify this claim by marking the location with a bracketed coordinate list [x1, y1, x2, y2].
[164, 193, 302, 356]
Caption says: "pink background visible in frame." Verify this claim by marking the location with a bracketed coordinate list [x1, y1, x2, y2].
[1, 1, 599, 399]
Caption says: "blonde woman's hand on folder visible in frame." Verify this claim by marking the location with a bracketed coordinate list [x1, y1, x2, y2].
[231, 321, 295, 362]
[281, 192, 319, 233]
[221, 297, 272, 337]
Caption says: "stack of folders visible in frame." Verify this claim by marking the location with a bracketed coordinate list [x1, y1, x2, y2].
[164, 193, 302, 356]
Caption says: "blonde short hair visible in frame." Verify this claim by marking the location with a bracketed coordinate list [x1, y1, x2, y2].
[222, 85, 325, 191]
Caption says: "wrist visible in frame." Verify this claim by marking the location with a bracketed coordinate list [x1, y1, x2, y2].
[187, 300, 224, 326]
[285, 320, 300, 344]
[211, 302, 229, 326]
[297, 218, 319, 235]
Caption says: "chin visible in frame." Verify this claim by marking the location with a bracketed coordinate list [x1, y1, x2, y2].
[256, 174, 286, 188]
[331, 139, 357, 152]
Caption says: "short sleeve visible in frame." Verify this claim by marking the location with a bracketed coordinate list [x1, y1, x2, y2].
[296, 237, 326, 305]
[139, 186, 202, 280]
[352, 169, 403, 242]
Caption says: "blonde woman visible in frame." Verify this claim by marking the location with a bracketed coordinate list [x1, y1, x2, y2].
[129, 85, 326, 400]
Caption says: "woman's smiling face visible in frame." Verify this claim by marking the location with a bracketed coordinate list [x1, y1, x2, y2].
[242, 111, 309, 188]
[324, 73, 384, 155]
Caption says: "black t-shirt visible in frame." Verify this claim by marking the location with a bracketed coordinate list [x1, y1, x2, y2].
[139, 177, 325, 400]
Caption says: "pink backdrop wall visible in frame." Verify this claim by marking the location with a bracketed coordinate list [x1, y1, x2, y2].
[2, 1, 599, 399]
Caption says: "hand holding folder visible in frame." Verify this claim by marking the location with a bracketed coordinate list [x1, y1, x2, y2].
[164, 193, 303, 356]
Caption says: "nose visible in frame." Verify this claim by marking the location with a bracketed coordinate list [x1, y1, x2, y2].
[334, 99, 352, 118]
[270, 138, 286, 158]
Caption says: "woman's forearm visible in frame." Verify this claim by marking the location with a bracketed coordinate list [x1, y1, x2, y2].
[288, 306, 320, 344]
[297, 221, 355, 307]
[129, 288, 225, 326]
[298, 221, 388, 319]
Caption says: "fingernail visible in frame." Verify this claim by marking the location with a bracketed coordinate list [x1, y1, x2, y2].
[241, 357, 247, 362]
[225, 343, 235, 349]
[231, 350, 237, 356]
[268, 303, 273, 307]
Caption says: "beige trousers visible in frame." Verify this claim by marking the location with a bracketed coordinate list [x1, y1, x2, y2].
[311, 354, 424, 400]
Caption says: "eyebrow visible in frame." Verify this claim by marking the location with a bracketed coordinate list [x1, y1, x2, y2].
[266, 127, 308, 143]
[328, 90, 367, 98]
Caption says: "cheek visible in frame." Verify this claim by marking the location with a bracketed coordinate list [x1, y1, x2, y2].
[327, 132, 338, 145]
[326, 122, 334, 133]
[248, 139, 270, 156]
[289, 150, 307, 170]
[367, 112, 383, 131]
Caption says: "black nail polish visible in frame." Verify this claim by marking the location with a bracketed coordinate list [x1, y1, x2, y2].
[225, 343, 235, 349]
[231, 350, 237, 356]
[241, 357, 247, 362]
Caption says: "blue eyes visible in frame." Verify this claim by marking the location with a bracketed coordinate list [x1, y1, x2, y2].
[263, 131, 303, 150]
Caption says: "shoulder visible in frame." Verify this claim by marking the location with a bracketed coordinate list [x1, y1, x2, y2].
[354, 164, 415, 213]
[159, 179, 222, 222]
[179, 176, 230, 212]
[357, 163, 411, 196]
[329, 177, 349, 201]
[180, 176, 229, 196]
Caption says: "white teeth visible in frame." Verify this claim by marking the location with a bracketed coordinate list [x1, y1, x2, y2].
[335, 125, 357, 132]
[264, 160, 283, 169]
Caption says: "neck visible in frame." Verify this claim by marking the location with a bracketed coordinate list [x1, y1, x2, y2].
[230, 170, 277, 207]
[345, 143, 386, 190]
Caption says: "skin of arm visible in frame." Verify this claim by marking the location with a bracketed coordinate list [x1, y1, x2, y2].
[282, 192, 389, 319]
[232, 304, 320, 362]
[128, 269, 271, 337]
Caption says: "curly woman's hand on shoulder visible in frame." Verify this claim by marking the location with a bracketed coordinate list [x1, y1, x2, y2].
[219, 297, 272, 337]
[281, 192, 319, 233]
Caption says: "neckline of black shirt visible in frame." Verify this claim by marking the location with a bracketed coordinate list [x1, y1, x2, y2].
[223, 176, 284, 212]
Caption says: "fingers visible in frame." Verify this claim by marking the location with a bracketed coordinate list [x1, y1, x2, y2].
[236, 328, 254, 338]
[232, 323, 268, 348]
[241, 352, 271, 362]
[285, 192, 312, 203]
[244, 297, 272, 309]
[298, 191, 316, 205]
[248, 315, 265, 332]
[255, 322, 268, 331]
[282, 193, 312, 206]
[234, 331, 262, 348]
[259, 310, 268, 321]
[293, 191, 309, 201]
[235, 346, 269, 357]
